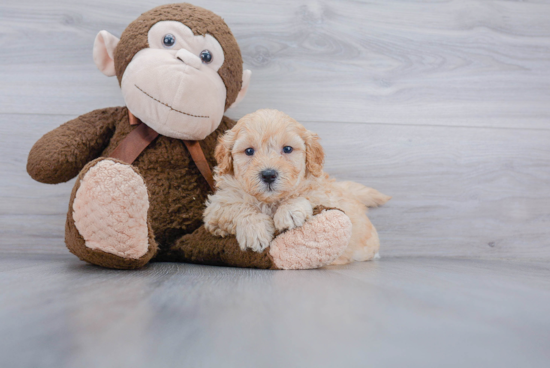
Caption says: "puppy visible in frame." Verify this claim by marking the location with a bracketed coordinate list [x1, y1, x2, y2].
[204, 109, 390, 264]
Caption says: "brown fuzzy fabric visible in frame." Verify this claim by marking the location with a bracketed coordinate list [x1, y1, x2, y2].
[114, 3, 243, 110]
[155, 226, 277, 269]
[96, 107, 235, 249]
[312, 205, 343, 216]
[157, 206, 344, 269]
[29, 106, 238, 268]
[65, 157, 158, 270]
[27, 107, 121, 184]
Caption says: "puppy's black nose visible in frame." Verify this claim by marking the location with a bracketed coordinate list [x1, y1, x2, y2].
[260, 169, 278, 184]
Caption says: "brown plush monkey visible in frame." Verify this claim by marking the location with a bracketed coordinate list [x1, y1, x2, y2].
[27, 3, 352, 270]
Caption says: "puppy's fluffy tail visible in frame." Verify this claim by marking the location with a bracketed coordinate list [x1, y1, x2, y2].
[334, 181, 391, 208]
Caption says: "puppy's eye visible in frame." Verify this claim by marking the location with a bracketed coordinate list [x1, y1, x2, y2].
[163, 34, 176, 48]
[245, 148, 255, 156]
[283, 146, 293, 154]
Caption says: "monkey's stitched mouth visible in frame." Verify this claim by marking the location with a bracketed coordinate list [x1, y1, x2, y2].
[134, 84, 210, 119]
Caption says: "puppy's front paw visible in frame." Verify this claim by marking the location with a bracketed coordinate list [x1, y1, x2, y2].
[236, 214, 275, 252]
[204, 220, 231, 237]
[274, 198, 313, 232]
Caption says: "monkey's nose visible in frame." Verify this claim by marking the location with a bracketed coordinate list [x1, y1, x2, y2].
[175, 48, 202, 70]
[260, 169, 278, 184]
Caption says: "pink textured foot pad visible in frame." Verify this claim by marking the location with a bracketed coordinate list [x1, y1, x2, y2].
[269, 210, 352, 270]
[73, 160, 150, 259]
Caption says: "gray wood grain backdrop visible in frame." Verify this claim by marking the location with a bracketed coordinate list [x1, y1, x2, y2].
[1, 0, 549, 260]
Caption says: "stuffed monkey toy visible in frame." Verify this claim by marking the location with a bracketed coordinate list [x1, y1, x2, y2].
[27, 3, 352, 270]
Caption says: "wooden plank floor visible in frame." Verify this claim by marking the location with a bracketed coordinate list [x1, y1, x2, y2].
[2, 0, 549, 260]
[1, 1, 550, 367]
[2, 0, 550, 128]
[3, 113, 550, 259]
[1, 254, 549, 368]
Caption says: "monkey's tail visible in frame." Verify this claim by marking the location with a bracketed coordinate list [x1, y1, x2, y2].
[334, 181, 391, 208]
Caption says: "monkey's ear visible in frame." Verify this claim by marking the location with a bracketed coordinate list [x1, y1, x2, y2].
[93, 31, 120, 77]
[229, 70, 252, 109]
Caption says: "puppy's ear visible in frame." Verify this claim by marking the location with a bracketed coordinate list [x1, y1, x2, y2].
[215, 130, 236, 176]
[303, 130, 324, 177]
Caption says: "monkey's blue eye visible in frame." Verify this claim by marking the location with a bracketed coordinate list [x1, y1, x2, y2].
[283, 146, 293, 154]
[245, 148, 254, 156]
[163, 34, 176, 48]
[200, 50, 213, 64]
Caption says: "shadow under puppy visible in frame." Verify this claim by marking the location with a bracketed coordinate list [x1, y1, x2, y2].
[204, 109, 390, 264]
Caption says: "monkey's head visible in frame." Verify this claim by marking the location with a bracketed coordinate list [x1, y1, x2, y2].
[92, 3, 251, 140]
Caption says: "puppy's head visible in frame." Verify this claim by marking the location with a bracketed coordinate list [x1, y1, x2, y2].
[215, 109, 324, 202]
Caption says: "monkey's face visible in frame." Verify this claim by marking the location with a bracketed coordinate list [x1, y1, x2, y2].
[93, 4, 251, 141]
[120, 21, 227, 140]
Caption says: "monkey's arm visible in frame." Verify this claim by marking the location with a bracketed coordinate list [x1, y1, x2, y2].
[157, 206, 351, 270]
[27, 107, 122, 184]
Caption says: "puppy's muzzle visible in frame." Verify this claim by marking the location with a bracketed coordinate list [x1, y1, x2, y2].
[260, 169, 278, 184]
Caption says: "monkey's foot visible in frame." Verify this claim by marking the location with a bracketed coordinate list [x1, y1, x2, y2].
[66, 158, 157, 269]
[269, 209, 352, 270]
[73, 159, 150, 258]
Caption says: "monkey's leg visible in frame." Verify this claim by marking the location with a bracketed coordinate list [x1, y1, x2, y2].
[157, 207, 352, 270]
[66, 158, 157, 269]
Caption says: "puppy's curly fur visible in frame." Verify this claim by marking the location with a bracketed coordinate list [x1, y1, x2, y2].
[204, 109, 390, 264]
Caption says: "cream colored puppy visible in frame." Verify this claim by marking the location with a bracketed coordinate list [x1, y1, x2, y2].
[204, 109, 390, 264]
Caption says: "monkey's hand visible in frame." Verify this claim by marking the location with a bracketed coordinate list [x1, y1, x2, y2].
[274, 197, 313, 232]
[27, 107, 120, 184]
[236, 213, 275, 253]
